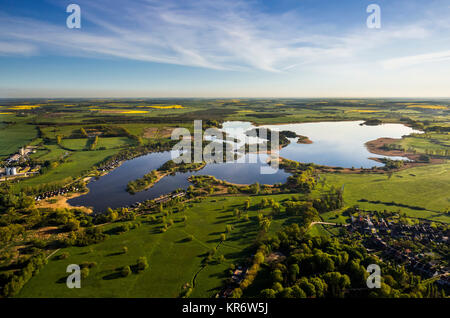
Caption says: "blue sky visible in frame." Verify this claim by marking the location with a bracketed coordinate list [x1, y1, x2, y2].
[0, 0, 450, 98]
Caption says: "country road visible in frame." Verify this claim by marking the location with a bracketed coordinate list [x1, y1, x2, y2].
[309, 221, 349, 228]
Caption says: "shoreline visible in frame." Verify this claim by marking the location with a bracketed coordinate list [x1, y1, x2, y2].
[248, 118, 418, 128]
[36, 191, 93, 213]
[129, 170, 170, 194]
[128, 161, 207, 194]
[50, 121, 442, 211]
[365, 137, 445, 168]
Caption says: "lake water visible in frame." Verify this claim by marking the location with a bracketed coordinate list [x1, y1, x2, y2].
[262, 121, 420, 168]
[69, 120, 420, 212]
[68, 152, 290, 212]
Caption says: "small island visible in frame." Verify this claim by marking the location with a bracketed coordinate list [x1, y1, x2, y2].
[361, 118, 383, 126]
[245, 128, 312, 148]
[127, 160, 206, 194]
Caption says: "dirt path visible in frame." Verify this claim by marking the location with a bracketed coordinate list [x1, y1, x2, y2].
[46, 248, 61, 260]
[191, 240, 224, 288]
[309, 221, 347, 228]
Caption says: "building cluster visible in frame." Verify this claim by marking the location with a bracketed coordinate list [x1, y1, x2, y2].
[97, 159, 122, 173]
[3, 167, 17, 176]
[34, 185, 80, 201]
[1, 165, 40, 179]
[135, 191, 186, 212]
[1, 147, 40, 180]
[218, 266, 248, 298]
[349, 213, 449, 286]
[153, 192, 186, 205]
[5, 146, 36, 164]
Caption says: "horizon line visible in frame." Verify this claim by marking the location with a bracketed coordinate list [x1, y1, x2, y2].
[1, 96, 450, 100]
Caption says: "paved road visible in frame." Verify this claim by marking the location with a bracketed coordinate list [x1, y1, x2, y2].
[309, 221, 349, 228]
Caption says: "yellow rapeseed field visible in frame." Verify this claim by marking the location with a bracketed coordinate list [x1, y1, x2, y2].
[119, 110, 149, 114]
[347, 110, 381, 113]
[9, 105, 41, 110]
[406, 105, 447, 110]
[148, 105, 184, 109]
[89, 108, 148, 114]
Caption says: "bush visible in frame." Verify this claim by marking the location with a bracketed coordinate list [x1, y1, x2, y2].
[81, 267, 90, 279]
[81, 261, 97, 269]
[418, 154, 430, 162]
[58, 252, 70, 260]
[2, 253, 47, 297]
[65, 227, 107, 247]
[64, 219, 81, 232]
[121, 266, 131, 277]
[136, 256, 149, 272]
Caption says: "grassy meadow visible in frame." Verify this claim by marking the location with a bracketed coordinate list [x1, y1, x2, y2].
[18, 194, 296, 298]
[324, 163, 450, 223]
[0, 121, 37, 160]
[15, 149, 119, 190]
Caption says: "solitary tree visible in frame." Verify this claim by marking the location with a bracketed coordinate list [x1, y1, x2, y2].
[121, 265, 131, 277]
[136, 256, 149, 272]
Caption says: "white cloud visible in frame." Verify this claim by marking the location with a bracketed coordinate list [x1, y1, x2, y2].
[0, 41, 36, 55]
[0, 0, 447, 73]
[382, 50, 450, 69]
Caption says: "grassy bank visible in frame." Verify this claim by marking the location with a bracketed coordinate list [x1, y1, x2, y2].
[324, 162, 450, 223]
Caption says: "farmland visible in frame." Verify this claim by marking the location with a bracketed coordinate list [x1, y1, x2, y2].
[0, 98, 449, 299]
[0, 121, 37, 160]
[324, 163, 450, 223]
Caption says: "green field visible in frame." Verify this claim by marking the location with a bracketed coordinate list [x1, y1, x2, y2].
[97, 137, 134, 149]
[15, 149, 118, 190]
[18, 194, 295, 298]
[30, 144, 70, 162]
[0, 122, 37, 159]
[40, 125, 82, 140]
[324, 163, 450, 223]
[60, 139, 89, 151]
[307, 223, 333, 237]
[59, 137, 132, 151]
[398, 133, 450, 155]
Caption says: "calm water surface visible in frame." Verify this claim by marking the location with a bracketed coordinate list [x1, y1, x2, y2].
[68, 152, 289, 212]
[69, 121, 420, 212]
[260, 121, 420, 168]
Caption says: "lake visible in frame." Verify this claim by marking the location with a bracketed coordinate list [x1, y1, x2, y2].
[69, 120, 420, 212]
[261, 120, 420, 168]
[68, 152, 290, 212]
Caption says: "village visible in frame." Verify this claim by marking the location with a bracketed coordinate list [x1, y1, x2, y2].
[96, 159, 122, 174]
[348, 211, 449, 287]
[33, 185, 82, 202]
[129, 191, 187, 210]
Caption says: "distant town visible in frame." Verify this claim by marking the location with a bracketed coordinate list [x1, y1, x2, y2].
[1, 147, 40, 180]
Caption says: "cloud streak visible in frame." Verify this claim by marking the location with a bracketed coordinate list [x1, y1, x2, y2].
[0, 0, 448, 73]
[382, 50, 450, 69]
[0, 41, 36, 55]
